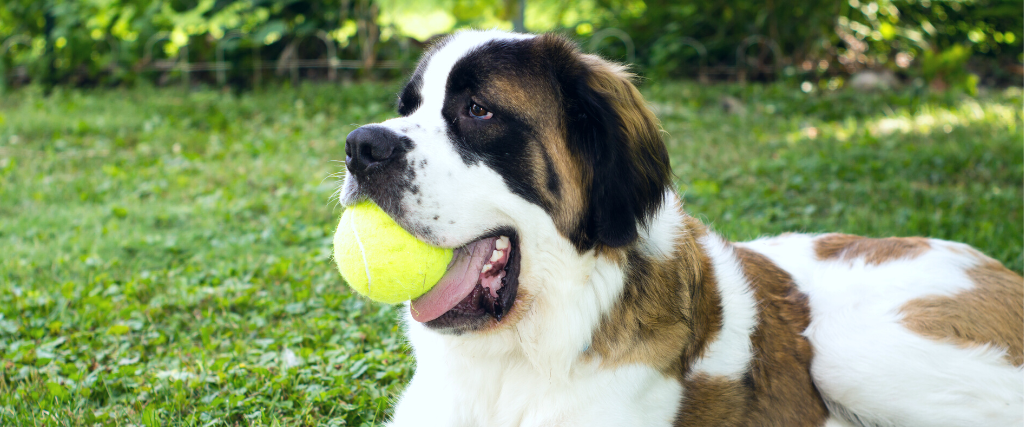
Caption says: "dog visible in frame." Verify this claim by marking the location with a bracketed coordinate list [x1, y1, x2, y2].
[338, 30, 1023, 426]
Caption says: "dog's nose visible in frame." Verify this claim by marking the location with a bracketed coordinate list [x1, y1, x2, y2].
[345, 126, 408, 176]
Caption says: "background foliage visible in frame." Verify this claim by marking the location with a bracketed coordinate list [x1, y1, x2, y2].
[1, 0, 1021, 89]
[619, 0, 1021, 86]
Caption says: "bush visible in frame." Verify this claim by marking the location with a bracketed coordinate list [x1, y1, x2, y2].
[1, 1, 1021, 89]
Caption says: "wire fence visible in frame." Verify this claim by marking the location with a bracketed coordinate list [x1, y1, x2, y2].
[1, 28, 791, 90]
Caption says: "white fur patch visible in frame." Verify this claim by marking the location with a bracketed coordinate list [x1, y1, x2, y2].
[637, 191, 684, 259]
[391, 356, 681, 427]
[690, 233, 758, 379]
[416, 30, 534, 120]
[821, 416, 859, 427]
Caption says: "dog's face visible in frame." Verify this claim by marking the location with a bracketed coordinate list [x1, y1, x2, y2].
[340, 30, 670, 335]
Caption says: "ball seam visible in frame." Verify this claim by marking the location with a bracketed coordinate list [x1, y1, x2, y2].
[348, 209, 373, 296]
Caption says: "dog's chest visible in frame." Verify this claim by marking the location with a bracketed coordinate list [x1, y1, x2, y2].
[396, 356, 683, 427]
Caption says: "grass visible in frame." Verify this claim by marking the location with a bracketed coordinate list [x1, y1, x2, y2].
[0, 81, 1020, 426]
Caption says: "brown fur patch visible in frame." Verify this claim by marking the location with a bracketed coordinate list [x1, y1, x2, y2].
[535, 126, 587, 242]
[676, 247, 828, 426]
[587, 214, 719, 379]
[678, 373, 749, 426]
[733, 247, 829, 426]
[815, 233, 931, 265]
[901, 261, 1024, 366]
[576, 54, 665, 162]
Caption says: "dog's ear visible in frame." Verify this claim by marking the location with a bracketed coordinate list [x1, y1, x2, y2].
[543, 35, 671, 248]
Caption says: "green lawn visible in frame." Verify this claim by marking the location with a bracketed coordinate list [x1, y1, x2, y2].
[1, 82, 1020, 426]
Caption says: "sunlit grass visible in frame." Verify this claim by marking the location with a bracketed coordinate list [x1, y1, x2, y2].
[0, 82, 1020, 426]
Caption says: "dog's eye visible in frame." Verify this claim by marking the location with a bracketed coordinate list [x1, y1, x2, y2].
[469, 103, 493, 120]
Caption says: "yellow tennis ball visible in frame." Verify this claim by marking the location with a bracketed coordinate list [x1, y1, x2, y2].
[333, 201, 453, 304]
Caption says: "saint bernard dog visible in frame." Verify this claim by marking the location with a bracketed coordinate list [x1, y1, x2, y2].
[338, 30, 1023, 426]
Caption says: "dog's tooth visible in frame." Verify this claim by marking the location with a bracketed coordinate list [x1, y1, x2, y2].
[490, 250, 502, 262]
[481, 263, 492, 274]
[495, 236, 510, 250]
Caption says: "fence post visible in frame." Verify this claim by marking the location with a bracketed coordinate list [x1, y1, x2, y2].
[180, 43, 189, 91]
[143, 32, 189, 90]
[216, 31, 243, 86]
[316, 31, 339, 82]
[588, 28, 635, 64]
[736, 35, 782, 83]
[253, 44, 261, 90]
[677, 37, 708, 83]
[143, 32, 169, 62]
[103, 36, 121, 74]
[1, 35, 32, 93]
[513, 0, 526, 33]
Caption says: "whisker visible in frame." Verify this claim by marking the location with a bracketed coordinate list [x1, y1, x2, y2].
[321, 175, 345, 186]
[326, 185, 347, 209]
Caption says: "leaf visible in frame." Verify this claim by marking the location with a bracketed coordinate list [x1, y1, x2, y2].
[46, 381, 67, 400]
[40, 336, 66, 350]
[106, 324, 131, 335]
[142, 406, 160, 427]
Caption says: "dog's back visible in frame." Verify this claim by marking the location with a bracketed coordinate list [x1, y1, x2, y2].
[743, 233, 1023, 427]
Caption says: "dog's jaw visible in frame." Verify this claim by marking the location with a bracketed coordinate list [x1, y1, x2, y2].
[390, 194, 691, 426]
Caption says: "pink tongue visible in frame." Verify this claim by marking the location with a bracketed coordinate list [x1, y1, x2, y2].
[410, 237, 496, 323]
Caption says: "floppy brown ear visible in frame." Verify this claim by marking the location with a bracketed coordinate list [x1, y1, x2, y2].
[544, 35, 671, 249]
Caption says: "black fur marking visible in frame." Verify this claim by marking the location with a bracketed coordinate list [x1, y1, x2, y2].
[398, 72, 423, 116]
[441, 39, 549, 209]
[396, 36, 451, 116]
[540, 144, 560, 196]
[541, 35, 671, 249]
[742, 371, 756, 390]
[623, 249, 688, 329]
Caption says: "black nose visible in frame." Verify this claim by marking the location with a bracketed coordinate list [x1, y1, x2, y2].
[345, 126, 408, 176]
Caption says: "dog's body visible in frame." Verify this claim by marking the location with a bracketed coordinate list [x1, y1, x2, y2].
[340, 30, 1023, 426]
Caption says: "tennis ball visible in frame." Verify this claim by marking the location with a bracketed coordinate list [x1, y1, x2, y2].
[333, 201, 453, 304]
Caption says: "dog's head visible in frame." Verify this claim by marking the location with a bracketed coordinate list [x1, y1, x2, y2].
[340, 30, 670, 335]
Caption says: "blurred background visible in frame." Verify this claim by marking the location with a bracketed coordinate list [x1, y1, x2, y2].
[1, 1, 1021, 426]
[1, 0, 1021, 91]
